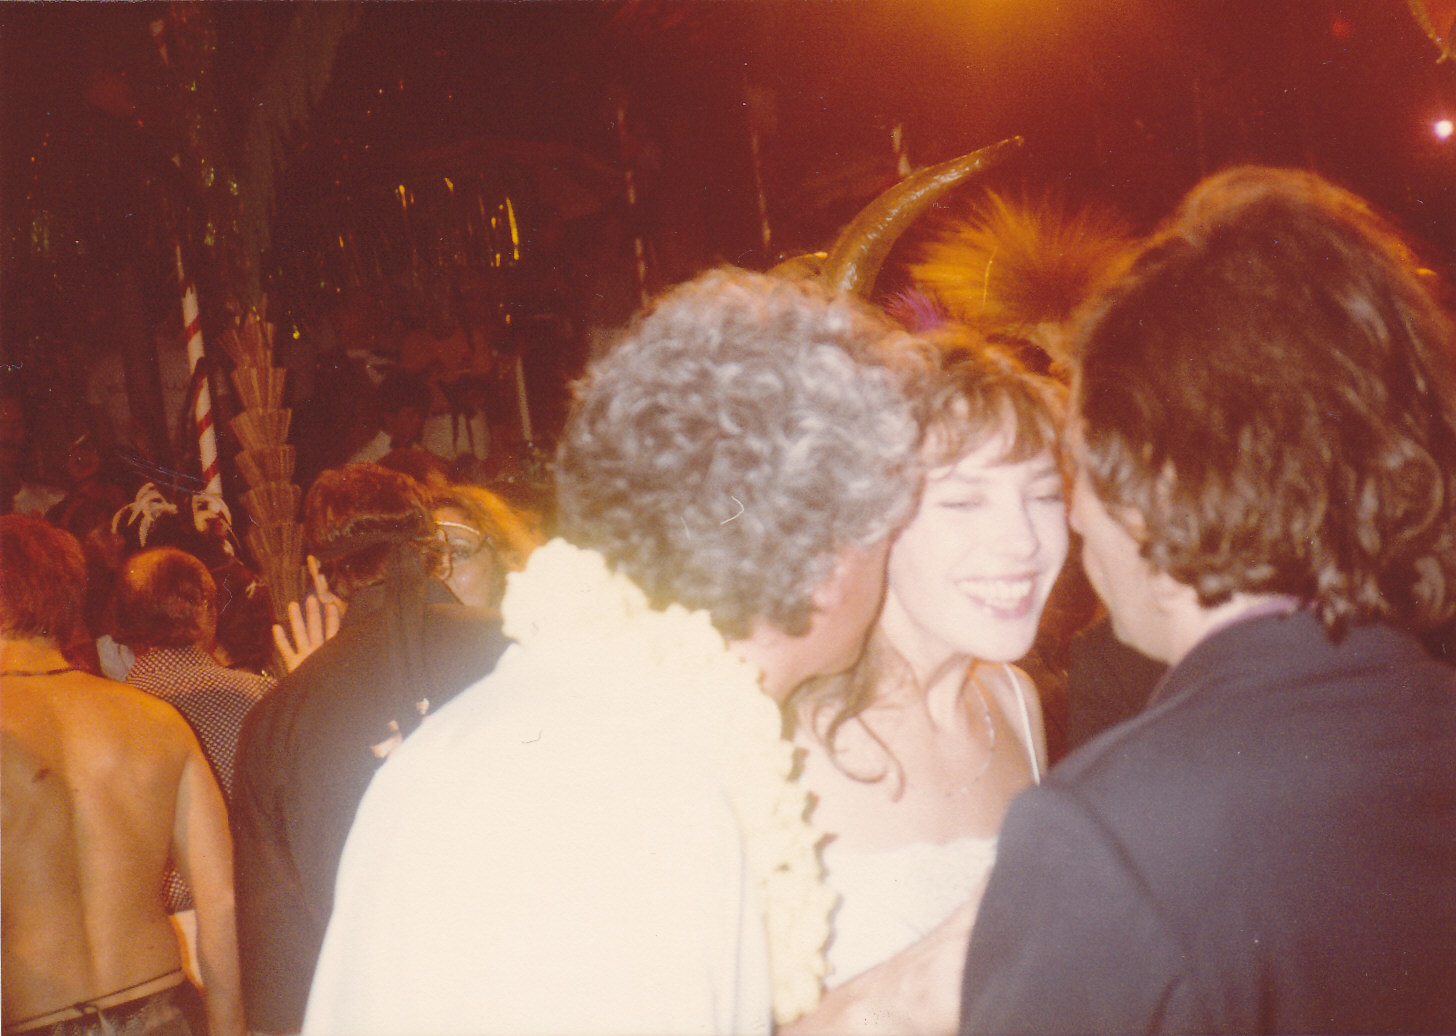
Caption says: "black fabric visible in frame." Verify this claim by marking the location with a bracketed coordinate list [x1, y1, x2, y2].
[379, 552, 430, 740]
[960, 611, 1456, 1035]
[231, 579, 508, 1033]
[1064, 617, 1167, 752]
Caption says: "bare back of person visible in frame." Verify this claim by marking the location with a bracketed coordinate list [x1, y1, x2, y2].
[1, 668, 209, 1029]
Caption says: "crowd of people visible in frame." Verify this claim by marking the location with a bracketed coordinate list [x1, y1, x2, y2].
[3, 163, 1455, 1036]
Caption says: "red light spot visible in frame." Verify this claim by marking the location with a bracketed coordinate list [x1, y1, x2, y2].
[1331, 15, 1352, 39]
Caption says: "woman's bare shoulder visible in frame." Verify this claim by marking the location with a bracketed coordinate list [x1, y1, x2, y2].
[970, 661, 1037, 709]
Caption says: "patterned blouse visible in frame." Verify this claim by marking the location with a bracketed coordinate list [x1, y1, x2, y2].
[127, 645, 274, 911]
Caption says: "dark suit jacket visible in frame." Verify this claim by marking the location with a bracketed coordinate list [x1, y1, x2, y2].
[231, 580, 508, 1033]
[1065, 616, 1167, 752]
[961, 611, 1456, 1034]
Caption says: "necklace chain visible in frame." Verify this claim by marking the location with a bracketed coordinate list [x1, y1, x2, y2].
[0, 666, 79, 678]
[844, 666, 1001, 793]
[965, 669, 998, 784]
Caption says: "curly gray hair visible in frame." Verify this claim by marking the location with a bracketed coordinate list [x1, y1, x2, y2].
[556, 267, 925, 640]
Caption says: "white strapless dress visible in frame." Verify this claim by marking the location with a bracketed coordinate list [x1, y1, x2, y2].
[819, 664, 1041, 988]
[822, 835, 1000, 987]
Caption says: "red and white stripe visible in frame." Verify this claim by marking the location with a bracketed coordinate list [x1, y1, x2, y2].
[176, 245, 221, 497]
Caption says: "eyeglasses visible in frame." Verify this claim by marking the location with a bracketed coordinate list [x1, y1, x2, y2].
[435, 520, 495, 577]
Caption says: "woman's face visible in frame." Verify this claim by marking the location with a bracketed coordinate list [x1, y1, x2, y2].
[434, 506, 503, 609]
[881, 430, 1069, 672]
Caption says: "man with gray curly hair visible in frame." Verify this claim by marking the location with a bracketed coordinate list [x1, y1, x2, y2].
[303, 268, 924, 1036]
[555, 267, 924, 696]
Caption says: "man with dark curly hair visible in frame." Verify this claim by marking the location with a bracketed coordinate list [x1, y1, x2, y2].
[957, 167, 1456, 1033]
[304, 269, 926, 1036]
[231, 464, 509, 1035]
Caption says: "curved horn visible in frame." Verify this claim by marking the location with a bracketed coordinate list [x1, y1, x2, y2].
[765, 251, 828, 281]
[820, 135, 1024, 296]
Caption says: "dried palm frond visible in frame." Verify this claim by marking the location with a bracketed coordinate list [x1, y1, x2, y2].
[236, 445, 296, 488]
[247, 522, 303, 569]
[231, 364, 288, 412]
[230, 408, 291, 454]
[241, 481, 301, 526]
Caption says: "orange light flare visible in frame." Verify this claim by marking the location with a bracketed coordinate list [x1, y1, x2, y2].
[1435, 118, 1454, 141]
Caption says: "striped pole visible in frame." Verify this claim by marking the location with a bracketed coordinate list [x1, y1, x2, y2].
[153, 18, 221, 499]
[176, 244, 221, 496]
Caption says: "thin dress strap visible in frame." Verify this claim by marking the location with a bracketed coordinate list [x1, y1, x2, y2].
[1002, 663, 1041, 784]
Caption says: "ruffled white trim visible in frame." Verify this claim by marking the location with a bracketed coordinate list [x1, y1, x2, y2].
[503, 540, 836, 1023]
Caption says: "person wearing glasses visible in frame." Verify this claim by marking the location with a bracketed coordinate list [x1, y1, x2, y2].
[230, 464, 509, 1036]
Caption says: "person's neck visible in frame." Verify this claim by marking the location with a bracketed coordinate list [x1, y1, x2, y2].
[873, 602, 978, 701]
[135, 640, 213, 660]
[729, 623, 815, 705]
[876, 601, 975, 721]
[1, 635, 70, 673]
[1163, 590, 1301, 667]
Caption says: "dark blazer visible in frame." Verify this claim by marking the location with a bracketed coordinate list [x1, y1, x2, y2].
[231, 580, 509, 1033]
[1064, 616, 1167, 752]
[961, 611, 1456, 1035]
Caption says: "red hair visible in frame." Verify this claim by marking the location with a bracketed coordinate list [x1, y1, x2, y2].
[112, 547, 218, 651]
[0, 515, 87, 642]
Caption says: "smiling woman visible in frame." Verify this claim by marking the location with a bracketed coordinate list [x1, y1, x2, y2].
[888, 442, 1067, 669]
[786, 331, 1069, 990]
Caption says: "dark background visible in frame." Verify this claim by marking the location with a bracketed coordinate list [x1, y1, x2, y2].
[8, 2, 1455, 279]
[3, 1, 1454, 479]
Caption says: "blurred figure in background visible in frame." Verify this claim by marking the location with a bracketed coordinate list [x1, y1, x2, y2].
[45, 430, 129, 540]
[0, 381, 63, 518]
[344, 370, 433, 466]
[430, 481, 542, 612]
[1, 515, 244, 1036]
[231, 464, 509, 1035]
[113, 545, 274, 965]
